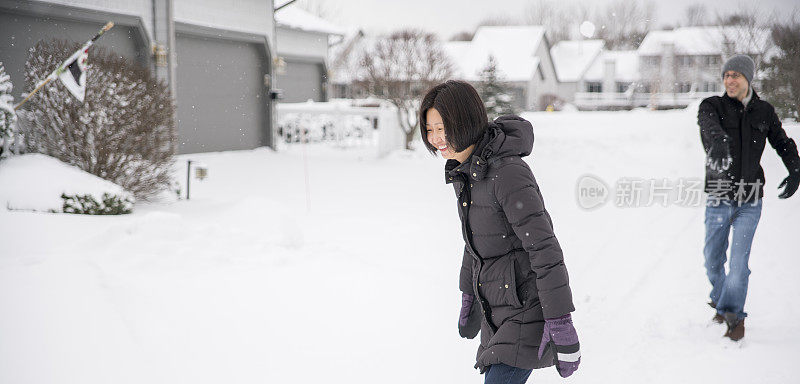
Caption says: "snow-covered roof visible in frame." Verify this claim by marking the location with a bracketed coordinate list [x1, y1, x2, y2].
[550, 39, 604, 83]
[275, 7, 346, 36]
[638, 26, 770, 56]
[583, 50, 640, 82]
[445, 25, 547, 82]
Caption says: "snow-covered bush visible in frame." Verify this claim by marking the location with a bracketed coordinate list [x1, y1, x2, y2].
[0, 153, 135, 214]
[61, 192, 132, 215]
[0, 61, 16, 158]
[19, 39, 176, 200]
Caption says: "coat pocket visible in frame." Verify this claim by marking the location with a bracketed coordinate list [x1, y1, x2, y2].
[478, 257, 523, 309]
[749, 121, 768, 149]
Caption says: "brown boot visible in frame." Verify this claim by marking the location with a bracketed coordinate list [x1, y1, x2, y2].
[723, 313, 745, 341]
[712, 313, 724, 324]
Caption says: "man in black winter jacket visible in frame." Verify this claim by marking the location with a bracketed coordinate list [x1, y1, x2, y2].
[698, 54, 800, 342]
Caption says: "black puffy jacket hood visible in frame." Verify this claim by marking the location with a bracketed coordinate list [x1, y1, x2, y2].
[446, 115, 534, 182]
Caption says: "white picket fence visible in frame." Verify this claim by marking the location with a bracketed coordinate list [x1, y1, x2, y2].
[275, 100, 405, 157]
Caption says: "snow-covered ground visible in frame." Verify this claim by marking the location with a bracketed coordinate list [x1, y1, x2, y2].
[1, 107, 798, 383]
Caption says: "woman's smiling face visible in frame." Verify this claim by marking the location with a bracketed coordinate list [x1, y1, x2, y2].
[425, 108, 456, 159]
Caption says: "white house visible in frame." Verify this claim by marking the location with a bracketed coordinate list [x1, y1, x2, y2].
[444, 26, 560, 111]
[636, 26, 772, 109]
[572, 50, 640, 110]
[551, 26, 772, 110]
[552, 39, 642, 110]
[550, 39, 604, 105]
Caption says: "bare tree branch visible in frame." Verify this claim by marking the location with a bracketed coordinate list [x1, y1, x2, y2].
[357, 29, 453, 149]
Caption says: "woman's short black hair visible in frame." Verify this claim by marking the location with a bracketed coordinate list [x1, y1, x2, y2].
[419, 80, 488, 154]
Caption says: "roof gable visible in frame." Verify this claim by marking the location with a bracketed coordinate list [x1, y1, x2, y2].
[638, 26, 770, 56]
[551, 39, 604, 82]
[445, 25, 548, 82]
[275, 7, 345, 36]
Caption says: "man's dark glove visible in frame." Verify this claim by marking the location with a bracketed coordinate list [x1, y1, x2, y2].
[706, 135, 732, 173]
[458, 292, 481, 339]
[778, 172, 800, 199]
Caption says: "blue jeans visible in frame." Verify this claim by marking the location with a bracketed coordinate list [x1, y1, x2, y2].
[703, 198, 762, 320]
[484, 363, 532, 384]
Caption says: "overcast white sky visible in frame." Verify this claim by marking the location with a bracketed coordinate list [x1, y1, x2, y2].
[299, 0, 798, 39]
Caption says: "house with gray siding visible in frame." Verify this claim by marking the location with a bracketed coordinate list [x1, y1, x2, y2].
[0, 0, 277, 154]
[274, 6, 344, 103]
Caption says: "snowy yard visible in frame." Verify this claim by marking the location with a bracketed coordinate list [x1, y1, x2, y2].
[1, 107, 799, 383]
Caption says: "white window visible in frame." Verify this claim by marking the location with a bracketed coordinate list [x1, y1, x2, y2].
[702, 82, 718, 92]
[703, 55, 720, 66]
[587, 82, 602, 93]
[643, 56, 660, 66]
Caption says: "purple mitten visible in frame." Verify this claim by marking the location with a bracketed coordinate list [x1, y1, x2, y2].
[458, 292, 480, 339]
[459, 293, 474, 326]
[538, 314, 581, 378]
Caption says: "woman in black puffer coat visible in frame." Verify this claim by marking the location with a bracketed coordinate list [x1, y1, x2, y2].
[419, 80, 581, 384]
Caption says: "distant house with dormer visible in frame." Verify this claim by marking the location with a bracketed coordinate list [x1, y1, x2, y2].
[550, 39, 604, 106]
[444, 26, 559, 111]
[636, 26, 772, 109]
[551, 26, 772, 110]
[573, 49, 640, 110]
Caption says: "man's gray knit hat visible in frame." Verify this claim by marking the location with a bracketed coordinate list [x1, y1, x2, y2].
[722, 54, 755, 84]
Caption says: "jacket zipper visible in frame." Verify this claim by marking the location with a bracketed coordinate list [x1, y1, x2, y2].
[457, 177, 499, 334]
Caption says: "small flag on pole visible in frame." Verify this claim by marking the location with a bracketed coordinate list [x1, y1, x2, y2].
[13, 22, 114, 110]
[56, 47, 89, 102]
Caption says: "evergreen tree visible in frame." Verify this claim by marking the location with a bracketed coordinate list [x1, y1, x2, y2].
[762, 23, 800, 121]
[477, 55, 515, 120]
[0, 61, 16, 157]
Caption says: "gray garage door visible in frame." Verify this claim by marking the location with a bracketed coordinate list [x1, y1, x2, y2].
[176, 33, 269, 154]
[278, 59, 324, 103]
[0, 11, 146, 98]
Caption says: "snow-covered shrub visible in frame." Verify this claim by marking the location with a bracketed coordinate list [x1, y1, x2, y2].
[0, 153, 135, 214]
[19, 39, 176, 200]
[61, 192, 133, 215]
[0, 61, 16, 158]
